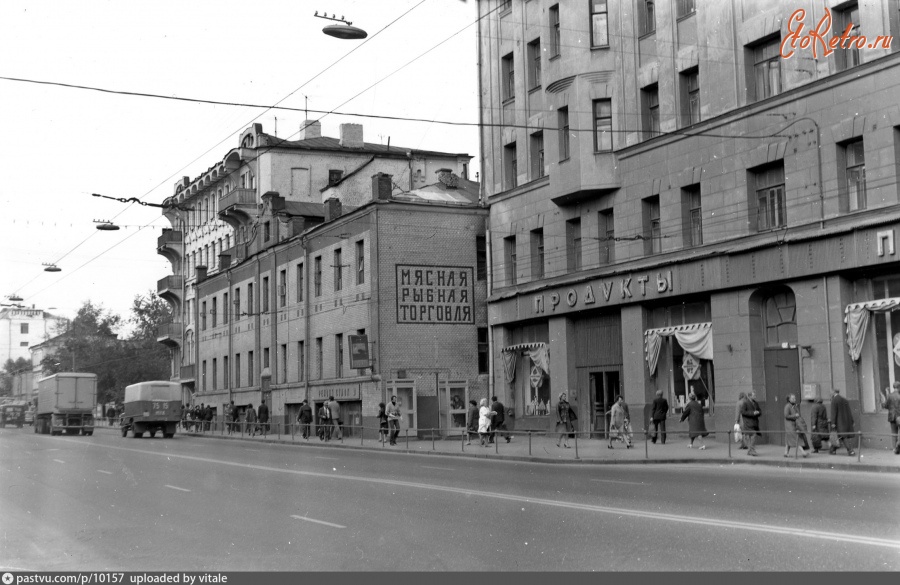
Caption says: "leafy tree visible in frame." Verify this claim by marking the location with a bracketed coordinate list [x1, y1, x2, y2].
[0, 357, 31, 397]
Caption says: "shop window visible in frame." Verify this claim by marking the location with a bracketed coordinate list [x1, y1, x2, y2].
[386, 380, 418, 431]
[859, 277, 900, 413]
[672, 342, 715, 414]
[441, 381, 469, 431]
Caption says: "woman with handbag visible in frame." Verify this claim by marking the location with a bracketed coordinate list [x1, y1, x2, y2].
[556, 392, 572, 449]
[783, 394, 809, 458]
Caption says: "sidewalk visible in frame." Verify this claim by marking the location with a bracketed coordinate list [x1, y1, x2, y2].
[106, 423, 900, 473]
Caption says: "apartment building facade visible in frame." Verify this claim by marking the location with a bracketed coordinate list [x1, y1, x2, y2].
[157, 122, 487, 432]
[479, 0, 900, 446]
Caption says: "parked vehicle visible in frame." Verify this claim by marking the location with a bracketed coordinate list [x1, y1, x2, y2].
[35, 373, 97, 436]
[121, 381, 182, 438]
[0, 402, 27, 428]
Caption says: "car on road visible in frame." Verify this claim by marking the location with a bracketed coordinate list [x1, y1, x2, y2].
[0, 402, 27, 428]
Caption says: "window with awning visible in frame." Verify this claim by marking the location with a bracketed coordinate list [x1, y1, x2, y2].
[502, 342, 551, 416]
[644, 322, 715, 412]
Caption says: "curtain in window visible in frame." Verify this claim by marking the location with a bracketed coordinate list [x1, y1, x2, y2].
[644, 322, 713, 375]
[844, 298, 900, 361]
[501, 342, 550, 382]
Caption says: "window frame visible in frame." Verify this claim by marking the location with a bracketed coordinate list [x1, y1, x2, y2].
[531, 228, 545, 279]
[642, 85, 660, 139]
[550, 5, 561, 57]
[504, 235, 518, 286]
[751, 37, 782, 101]
[356, 240, 365, 285]
[593, 99, 612, 152]
[599, 209, 615, 264]
[567, 218, 582, 273]
[530, 131, 545, 180]
[527, 38, 542, 89]
[639, 0, 656, 37]
[752, 164, 786, 232]
[558, 106, 570, 161]
[590, 0, 609, 48]
[501, 52, 515, 102]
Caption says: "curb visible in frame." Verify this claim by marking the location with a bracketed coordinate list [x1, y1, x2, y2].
[166, 428, 900, 474]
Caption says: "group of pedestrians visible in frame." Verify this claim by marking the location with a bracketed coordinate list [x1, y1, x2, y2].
[311, 396, 344, 442]
[184, 403, 214, 431]
[222, 399, 270, 437]
[376, 396, 402, 445]
[466, 396, 510, 447]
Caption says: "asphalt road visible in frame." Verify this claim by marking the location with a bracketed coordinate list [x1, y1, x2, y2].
[1, 427, 898, 571]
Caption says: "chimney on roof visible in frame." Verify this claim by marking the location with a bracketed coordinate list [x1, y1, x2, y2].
[299, 120, 321, 140]
[372, 173, 393, 201]
[262, 191, 285, 213]
[339, 123, 364, 149]
[436, 168, 458, 188]
[324, 197, 342, 222]
[218, 253, 231, 271]
[195, 265, 208, 283]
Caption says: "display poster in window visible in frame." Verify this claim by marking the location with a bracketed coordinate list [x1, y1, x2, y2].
[396, 264, 474, 324]
[349, 334, 369, 369]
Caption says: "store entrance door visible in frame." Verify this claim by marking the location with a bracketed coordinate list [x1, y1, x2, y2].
[590, 370, 621, 438]
[763, 348, 800, 446]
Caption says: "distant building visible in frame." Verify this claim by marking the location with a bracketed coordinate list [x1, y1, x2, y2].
[479, 0, 900, 446]
[0, 307, 62, 364]
[157, 123, 487, 432]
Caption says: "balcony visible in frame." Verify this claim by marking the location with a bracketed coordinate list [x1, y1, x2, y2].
[156, 321, 183, 348]
[157, 229, 183, 266]
[219, 188, 257, 230]
[157, 275, 183, 309]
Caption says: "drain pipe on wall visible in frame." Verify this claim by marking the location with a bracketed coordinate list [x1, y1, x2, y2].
[487, 227, 494, 399]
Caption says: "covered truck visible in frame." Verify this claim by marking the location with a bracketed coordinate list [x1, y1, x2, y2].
[121, 381, 182, 438]
[36, 373, 97, 435]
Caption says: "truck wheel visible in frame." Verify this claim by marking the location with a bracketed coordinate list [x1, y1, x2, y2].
[133, 431, 143, 438]
[163, 433, 174, 438]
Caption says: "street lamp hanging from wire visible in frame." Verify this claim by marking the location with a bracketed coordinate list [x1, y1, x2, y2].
[314, 11, 367, 39]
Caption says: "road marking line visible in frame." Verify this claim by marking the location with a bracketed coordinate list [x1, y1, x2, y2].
[314, 456, 338, 460]
[97, 470, 113, 475]
[165, 485, 191, 492]
[68, 439, 900, 550]
[590, 479, 648, 486]
[290, 515, 345, 529]
[421, 466, 454, 471]
[52, 459, 64, 464]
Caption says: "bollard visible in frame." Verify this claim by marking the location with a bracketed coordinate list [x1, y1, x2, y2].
[857, 431, 862, 462]
[361, 425, 364, 446]
[573, 431, 579, 460]
[644, 428, 649, 459]
[432, 428, 436, 451]
[406, 428, 409, 449]
[728, 429, 732, 458]
[462, 429, 465, 452]
[528, 431, 532, 456]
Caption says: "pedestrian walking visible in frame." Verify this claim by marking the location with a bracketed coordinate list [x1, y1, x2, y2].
[204, 404, 213, 432]
[556, 392, 573, 449]
[326, 396, 343, 440]
[466, 399, 478, 445]
[680, 393, 709, 449]
[881, 381, 900, 454]
[650, 390, 669, 445]
[230, 401, 240, 435]
[106, 405, 116, 426]
[608, 395, 632, 449]
[377, 402, 388, 443]
[810, 397, 830, 453]
[246, 403, 258, 437]
[784, 394, 810, 458]
[257, 398, 269, 437]
[741, 390, 762, 456]
[829, 389, 855, 456]
[298, 399, 313, 439]
[490, 396, 510, 443]
[386, 396, 401, 446]
[734, 392, 748, 449]
[318, 402, 332, 441]
[477, 398, 494, 447]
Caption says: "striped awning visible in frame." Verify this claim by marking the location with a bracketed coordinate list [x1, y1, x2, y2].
[644, 322, 712, 338]
[502, 342, 546, 353]
[644, 322, 713, 376]
[844, 297, 900, 361]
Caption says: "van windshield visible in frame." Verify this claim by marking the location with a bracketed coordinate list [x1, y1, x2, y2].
[150, 385, 175, 401]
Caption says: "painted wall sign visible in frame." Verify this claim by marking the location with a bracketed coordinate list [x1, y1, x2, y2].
[532, 271, 674, 314]
[349, 334, 370, 369]
[312, 384, 361, 401]
[396, 264, 474, 324]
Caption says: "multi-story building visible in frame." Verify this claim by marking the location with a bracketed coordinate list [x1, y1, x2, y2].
[0, 307, 61, 365]
[158, 122, 488, 433]
[479, 0, 900, 446]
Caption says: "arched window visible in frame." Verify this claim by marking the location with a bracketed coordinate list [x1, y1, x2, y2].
[763, 290, 797, 346]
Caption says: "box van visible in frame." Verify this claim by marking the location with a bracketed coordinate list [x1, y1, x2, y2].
[121, 381, 182, 438]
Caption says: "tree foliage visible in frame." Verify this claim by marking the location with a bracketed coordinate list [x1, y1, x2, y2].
[39, 294, 172, 405]
[0, 357, 31, 397]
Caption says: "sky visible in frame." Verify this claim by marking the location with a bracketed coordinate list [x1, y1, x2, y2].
[0, 0, 480, 328]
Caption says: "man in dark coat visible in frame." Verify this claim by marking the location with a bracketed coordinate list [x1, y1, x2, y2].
[829, 389, 855, 456]
[809, 397, 829, 453]
[298, 399, 313, 439]
[650, 390, 669, 444]
[257, 398, 270, 437]
[741, 391, 762, 456]
[204, 404, 213, 432]
[882, 381, 900, 454]
[466, 400, 478, 445]
[229, 400, 239, 435]
[490, 396, 510, 443]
